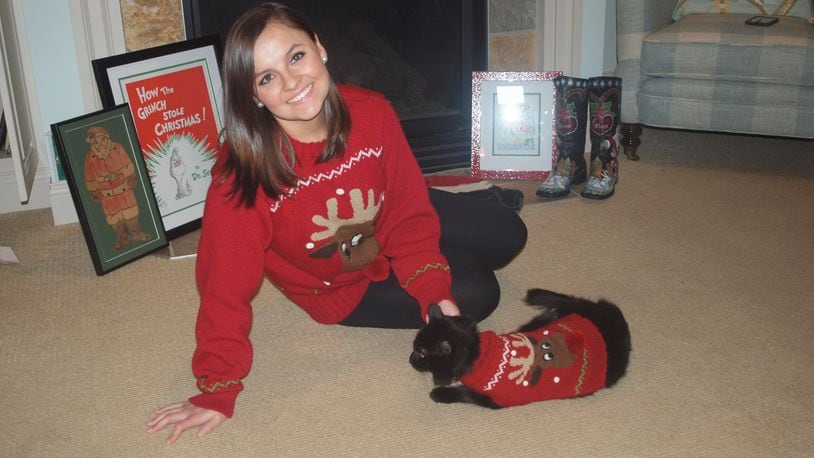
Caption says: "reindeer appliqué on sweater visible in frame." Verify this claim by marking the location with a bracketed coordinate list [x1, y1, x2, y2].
[496, 331, 577, 389]
[309, 188, 383, 271]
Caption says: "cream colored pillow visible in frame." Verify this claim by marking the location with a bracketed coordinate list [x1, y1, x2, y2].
[672, 0, 814, 21]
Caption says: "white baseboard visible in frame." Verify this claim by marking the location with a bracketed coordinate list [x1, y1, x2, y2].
[50, 181, 78, 225]
[0, 163, 78, 226]
[0, 164, 51, 214]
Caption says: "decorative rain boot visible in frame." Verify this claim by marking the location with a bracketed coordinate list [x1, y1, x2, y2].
[581, 77, 622, 200]
[537, 76, 588, 199]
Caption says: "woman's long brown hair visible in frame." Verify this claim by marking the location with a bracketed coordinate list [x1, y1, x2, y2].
[218, 2, 350, 207]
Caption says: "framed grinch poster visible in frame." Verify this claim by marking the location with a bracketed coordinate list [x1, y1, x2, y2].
[92, 36, 222, 239]
[471, 71, 560, 180]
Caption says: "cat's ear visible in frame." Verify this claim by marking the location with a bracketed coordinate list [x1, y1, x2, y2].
[439, 340, 452, 355]
[428, 304, 445, 322]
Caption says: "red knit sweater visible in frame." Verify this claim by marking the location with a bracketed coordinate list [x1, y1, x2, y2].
[188, 86, 453, 417]
[460, 314, 608, 407]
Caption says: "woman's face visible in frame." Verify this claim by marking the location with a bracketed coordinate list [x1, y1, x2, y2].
[252, 22, 329, 139]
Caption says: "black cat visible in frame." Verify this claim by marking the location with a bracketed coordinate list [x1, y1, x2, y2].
[410, 288, 631, 408]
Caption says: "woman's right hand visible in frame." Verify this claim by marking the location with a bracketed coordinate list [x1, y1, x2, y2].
[146, 401, 228, 445]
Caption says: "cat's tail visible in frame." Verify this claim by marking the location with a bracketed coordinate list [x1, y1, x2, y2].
[523, 288, 597, 320]
[522, 288, 631, 388]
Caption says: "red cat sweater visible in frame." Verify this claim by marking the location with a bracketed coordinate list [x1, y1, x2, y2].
[460, 314, 608, 407]
[189, 86, 454, 417]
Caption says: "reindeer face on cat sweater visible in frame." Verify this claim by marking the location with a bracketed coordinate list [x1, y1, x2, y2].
[460, 314, 608, 407]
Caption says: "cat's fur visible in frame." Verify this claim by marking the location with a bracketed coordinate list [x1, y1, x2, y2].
[409, 288, 631, 408]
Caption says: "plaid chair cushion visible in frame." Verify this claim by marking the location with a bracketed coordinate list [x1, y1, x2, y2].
[672, 0, 814, 21]
[639, 77, 814, 137]
[642, 14, 814, 86]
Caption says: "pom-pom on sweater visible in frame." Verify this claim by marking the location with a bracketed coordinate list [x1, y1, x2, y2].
[189, 85, 453, 417]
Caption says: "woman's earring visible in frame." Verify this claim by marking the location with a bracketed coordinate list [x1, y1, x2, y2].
[321, 55, 328, 64]
[255, 100, 264, 108]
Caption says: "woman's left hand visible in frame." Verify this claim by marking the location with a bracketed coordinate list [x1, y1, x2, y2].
[147, 401, 227, 445]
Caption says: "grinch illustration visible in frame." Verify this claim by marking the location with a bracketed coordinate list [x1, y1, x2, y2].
[169, 147, 193, 199]
[83, 126, 151, 251]
[144, 133, 216, 214]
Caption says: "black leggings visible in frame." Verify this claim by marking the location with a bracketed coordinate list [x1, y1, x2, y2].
[340, 188, 527, 329]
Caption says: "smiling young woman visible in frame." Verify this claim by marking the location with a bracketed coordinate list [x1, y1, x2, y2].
[146, 2, 526, 445]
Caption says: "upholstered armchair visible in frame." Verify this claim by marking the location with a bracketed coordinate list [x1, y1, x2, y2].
[615, 0, 814, 159]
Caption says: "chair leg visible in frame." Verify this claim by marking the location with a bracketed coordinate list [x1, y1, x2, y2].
[620, 123, 642, 160]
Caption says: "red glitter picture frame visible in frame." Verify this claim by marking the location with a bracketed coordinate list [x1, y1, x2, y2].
[471, 71, 561, 180]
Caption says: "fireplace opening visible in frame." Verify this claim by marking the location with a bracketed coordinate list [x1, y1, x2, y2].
[183, 0, 488, 172]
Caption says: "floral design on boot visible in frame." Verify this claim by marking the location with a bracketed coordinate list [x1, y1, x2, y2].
[537, 158, 578, 198]
[582, 140, 618, 200]
[537, 76, 588, 200]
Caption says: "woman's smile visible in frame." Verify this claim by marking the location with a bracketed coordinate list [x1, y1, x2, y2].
[288, 83, 313, 104]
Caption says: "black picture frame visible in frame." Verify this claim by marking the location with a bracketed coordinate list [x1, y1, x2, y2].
[91, 36, 223, 240]
[51, 104, 168, 275]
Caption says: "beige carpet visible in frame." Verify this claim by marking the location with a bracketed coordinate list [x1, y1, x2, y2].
[1, 127, 812, 456]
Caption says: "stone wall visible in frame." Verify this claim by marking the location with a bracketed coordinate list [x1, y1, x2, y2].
[119, 0, 184, 52]
[489, 0, 538, 71]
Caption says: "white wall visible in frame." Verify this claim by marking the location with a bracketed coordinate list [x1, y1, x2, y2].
[604, 0, 617, 74]
[580, 0, 617, 77]
[537, 0, 616, 79]
[24, 0, 86, 134]
[0, 0, 86, 215]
